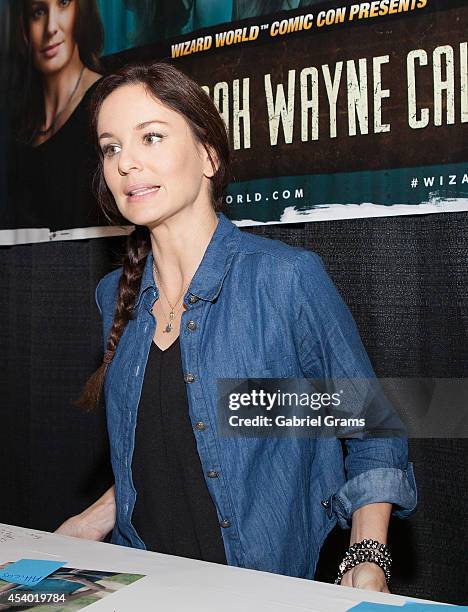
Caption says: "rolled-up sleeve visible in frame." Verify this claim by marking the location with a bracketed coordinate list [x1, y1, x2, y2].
[292, 250, 418, 528]
[332, 460, 417, 528]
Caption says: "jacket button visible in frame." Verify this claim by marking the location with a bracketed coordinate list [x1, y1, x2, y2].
[195, 421, 206, 431]
[187, 320, 197, 331]
[321, 499, 330, 508]
[207, 470, 218, 478]
[220, 519, 231, 528]
[188, 295, 199, 304]
[184, 373, 196, 383]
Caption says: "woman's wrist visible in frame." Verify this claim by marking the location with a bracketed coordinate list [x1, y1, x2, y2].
[80, 505, 115, 539]
[349, 502, 391, 545]
[80, 485, 116, 538]
[335, 539, 392, 586]
[55, 485, 115, 541]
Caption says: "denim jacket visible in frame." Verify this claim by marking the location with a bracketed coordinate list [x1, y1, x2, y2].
[95, 212, 417, 579]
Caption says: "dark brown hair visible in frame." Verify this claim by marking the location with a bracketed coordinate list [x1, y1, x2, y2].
[12, 0, 104, 144]
[74, 61, 231, 410]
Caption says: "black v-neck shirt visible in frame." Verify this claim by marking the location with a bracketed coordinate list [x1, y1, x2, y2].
[130, 338, 227, 564]
[7, 78, 106, 231]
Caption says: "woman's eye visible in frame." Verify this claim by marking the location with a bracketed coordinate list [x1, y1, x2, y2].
[59, 0, 72, 7]
[102, 144, 120, 158]
[31, 7, 46, 19]
[143, 133, 162, 145]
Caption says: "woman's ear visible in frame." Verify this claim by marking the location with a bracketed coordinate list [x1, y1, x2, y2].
[202, 144, 220, 179]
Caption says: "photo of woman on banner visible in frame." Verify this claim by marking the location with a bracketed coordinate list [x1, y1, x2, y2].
[56, 61, 417, 593]
[7, 0, 104, 231]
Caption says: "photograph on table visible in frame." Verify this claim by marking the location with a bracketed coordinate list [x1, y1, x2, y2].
[0, 563, 145, 611]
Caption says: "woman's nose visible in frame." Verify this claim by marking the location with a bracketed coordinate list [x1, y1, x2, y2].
[46, 8, 59, 36]
[118, 150, 142, 176]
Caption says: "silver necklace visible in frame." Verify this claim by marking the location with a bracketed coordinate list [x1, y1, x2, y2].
[38, 65, 85, 136]
[153, 263, 190, 333]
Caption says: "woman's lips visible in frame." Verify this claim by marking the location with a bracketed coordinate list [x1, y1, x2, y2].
[41, 42, 63, 59]
[126, 186, 160, 202]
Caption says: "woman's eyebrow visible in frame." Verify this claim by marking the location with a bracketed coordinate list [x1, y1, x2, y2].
[99, 120, 169, 140]
[135, 119, 169, 130]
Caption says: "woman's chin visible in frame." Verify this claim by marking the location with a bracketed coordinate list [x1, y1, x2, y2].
[120, 204, 185, 228]
[122, 210, 164, 228]
[35, 58, 68, 76]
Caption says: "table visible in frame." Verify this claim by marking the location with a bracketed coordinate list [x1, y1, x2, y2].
[0, 523, 445, 611]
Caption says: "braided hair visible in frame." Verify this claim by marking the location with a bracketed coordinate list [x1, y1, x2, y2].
[74, 61, 231, 410]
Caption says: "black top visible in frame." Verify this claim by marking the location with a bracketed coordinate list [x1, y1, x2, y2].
[131, 338, 227, 564]
[6, 78, 106, 231]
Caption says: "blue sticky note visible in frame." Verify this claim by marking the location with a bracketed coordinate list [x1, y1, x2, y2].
[348, 602, 467, 611]
[347, 603, 406, 611]
[0, 559, 66, 587]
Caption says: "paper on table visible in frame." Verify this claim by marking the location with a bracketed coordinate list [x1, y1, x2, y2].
[0, 559, 66, 587]
[0, 527, 43, 544]
[0, 523, 445, 612]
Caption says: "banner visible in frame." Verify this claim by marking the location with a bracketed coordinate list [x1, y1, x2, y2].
[2, 0, 467, 244]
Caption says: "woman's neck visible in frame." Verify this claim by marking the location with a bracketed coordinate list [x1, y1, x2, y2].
[149, 205, 220, 302]
[41, 45, 85, 125]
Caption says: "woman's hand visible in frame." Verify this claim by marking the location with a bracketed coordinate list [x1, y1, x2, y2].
[340, 562, 390, 593]
[55, 514, 110, 541]
[55, 515, 103, 540]
[55, 485, 116, 542]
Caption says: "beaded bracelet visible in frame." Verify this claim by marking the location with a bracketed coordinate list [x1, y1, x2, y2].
[334, 539, 392, 585]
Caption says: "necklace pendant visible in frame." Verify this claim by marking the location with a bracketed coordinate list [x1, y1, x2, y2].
[169, 311, 175, 320]
[164, 323, 173, 333]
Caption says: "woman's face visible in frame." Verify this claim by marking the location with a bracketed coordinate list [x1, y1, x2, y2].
[97, 83, 215, 227]
[28, 0, 78, 75]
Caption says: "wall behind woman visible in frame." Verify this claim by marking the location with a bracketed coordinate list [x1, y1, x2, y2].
[0, 237, 116, 532]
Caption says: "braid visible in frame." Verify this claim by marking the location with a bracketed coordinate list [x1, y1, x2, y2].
[74, 226, 151, 411]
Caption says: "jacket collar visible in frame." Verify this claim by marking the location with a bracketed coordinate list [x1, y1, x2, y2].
[134, 212, 242, 310]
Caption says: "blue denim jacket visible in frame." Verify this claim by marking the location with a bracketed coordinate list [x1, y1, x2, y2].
[95, 212, 417, 579]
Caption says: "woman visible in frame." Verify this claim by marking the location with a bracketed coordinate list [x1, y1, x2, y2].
[8, 0, 104, 230]
[57, 62, 417, 592]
